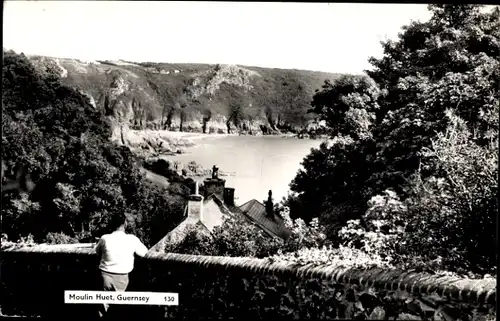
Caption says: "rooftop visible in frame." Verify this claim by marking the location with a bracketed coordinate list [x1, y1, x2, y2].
[238, 199, 291, 239]
[151, 168, 291, 252]
[150, 193, 233, 253]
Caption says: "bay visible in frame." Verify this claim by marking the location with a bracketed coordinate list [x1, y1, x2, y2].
[161, 135, 323, 206]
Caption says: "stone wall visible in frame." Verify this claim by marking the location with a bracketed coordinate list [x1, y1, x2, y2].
[0, 246, 496, 320]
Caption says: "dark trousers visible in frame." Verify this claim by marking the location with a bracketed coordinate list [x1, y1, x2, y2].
[98, 270, 129, 318]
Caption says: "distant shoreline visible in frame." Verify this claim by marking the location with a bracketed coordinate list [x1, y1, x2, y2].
[153, 130, 325, 142]
[125, 129, 326, 159]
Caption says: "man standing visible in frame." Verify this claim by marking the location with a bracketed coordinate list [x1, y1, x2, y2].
[94, 213, 148, 318]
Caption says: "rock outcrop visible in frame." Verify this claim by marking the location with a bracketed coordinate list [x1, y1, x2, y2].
[27, 55, 341, 140]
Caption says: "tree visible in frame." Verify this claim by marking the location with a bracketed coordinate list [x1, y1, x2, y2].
[392, 110, 498, 275]
[342, 111, 498, 276]
[367, 5, 499, 137]
[288, 136, 376, 240]
[285, 5, 499, 273]
[309, 75, 381, 140]
[366, 5, 499, 197]
[1, 50, 190, 247]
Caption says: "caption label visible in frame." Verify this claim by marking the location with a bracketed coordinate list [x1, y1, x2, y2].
[64, 291, 178, 305]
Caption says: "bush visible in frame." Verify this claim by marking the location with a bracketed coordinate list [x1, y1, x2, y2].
[165, 214, 283, 258]
[165, 206, 329, 258]
[44, 232, 80, 244]
[279, 207, 328, 252]
[268, 245, 394, 269]
[332, 111, 498, 276]
[270, 208, 393, 269]
[392, 111, 497, 275]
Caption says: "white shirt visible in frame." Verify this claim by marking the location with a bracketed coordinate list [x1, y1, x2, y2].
[94, 231, 148, 274]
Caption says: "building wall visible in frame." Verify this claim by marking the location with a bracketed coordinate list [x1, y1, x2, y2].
[201, 199, 226, 232]
[203, 179, 226, 200]
[187, 195, 203, 220]
[224, 188, 235, 206]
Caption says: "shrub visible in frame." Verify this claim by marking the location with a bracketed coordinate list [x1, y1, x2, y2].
[44, 232, 80, 244]
[333, 111, 498, 276]
[392, 111, 498, 276]
[268, 244, 394, 269]
[165, 214, 284, 258]
[165, 206, 329, 258]
[279, 206, 328, 252]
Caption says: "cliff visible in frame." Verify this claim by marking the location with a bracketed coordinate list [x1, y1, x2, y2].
[27, 55, 341, 141]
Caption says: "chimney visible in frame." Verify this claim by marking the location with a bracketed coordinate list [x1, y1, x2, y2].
[175, 161, 183, 176]
[194, 181, 199, 195]
[265, 190, 274, 219]
[203, 165, 225, 200]
[224, 188, 235, 206]
[187, 181, 204, 221]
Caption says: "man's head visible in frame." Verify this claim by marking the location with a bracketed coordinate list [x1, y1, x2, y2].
[108, 213, 128, 232]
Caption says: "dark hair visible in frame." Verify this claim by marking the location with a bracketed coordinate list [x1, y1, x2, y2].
[108, 213, 127, 231]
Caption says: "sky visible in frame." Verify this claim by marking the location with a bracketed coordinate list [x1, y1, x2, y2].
[3, 1, 433, 74]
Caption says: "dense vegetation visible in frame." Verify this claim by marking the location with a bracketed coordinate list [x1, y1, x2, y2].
[284, 4, 499, 276]
[166, 4, 499, 278]
[165, 206, 328, 259]
[1, 50, 189, 247]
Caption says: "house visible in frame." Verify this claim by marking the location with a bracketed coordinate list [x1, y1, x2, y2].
[150, 166, 291, 253]
[237, 195, 291, 240]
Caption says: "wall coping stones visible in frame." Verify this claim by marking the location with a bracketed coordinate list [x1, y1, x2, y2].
[2, 245, 496, 306]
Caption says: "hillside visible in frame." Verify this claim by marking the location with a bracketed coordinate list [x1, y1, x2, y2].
[26, 55, 343, 140]
[2, 50, 198, 247]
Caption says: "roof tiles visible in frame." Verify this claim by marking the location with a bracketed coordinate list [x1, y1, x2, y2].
[238, 199, 291, 239]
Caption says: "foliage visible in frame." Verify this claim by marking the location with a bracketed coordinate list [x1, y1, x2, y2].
[269, 207, 394, 269]
[165, 206, 328, 258]
[285, 4, 499, 275]
[165, 214, 283, 258]
[269, 245, 394, 269]
[334, 111, 497, 276]
[287, 135, 376, 239]
[44, 232, 80, 244]
[392, 111, 497, 275]
[279, 207, 328, 252]
[1, 50, 187, 247]
[310, 74, 381, 139]
[210, 215, 284, 258]
[2, 192, 41, 239]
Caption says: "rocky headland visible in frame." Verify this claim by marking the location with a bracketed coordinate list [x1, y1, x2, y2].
[27, 55, 337, 155]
